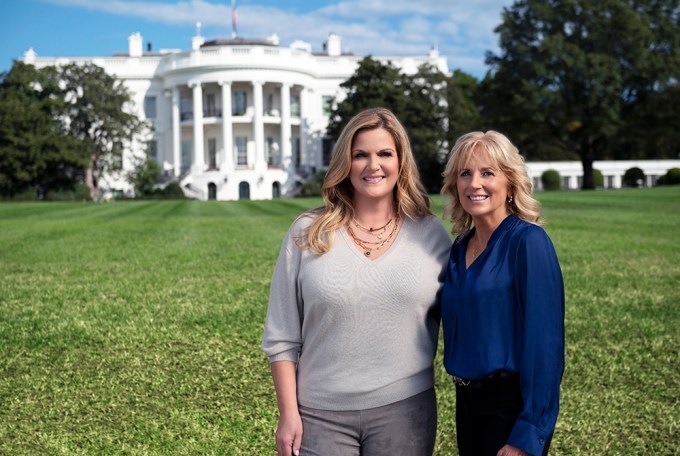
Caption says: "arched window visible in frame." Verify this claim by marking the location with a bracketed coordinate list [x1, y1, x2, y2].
[272, 182, 281, 198]
[239, 181, 250, 200]
[208, 182, 217, 200]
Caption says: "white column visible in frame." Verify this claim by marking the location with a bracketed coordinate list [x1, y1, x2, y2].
[219, 81, 233, 172]
[171, 87, 181, 177]
[190, 81, 205, 173]
[280, 83, 293, 190]
[299, 87, 310, 170]
[569, 175, 578, 190]
[613, 174, 622, 189]
[253, 81, 266, 171]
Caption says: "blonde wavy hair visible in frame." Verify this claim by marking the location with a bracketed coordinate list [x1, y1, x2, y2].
[298, 107, 431, 254]
[441, 130, 543, 235]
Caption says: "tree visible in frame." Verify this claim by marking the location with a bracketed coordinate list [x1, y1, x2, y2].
[482, 0, 680, 189]
[0, 61, 87, 198]
[328, 57, 473, 192]
[127, 155, 161, 197]
[401, 64, 449, 192]
[59, 63, 150, 199]
[446, 70, 481, 149]
[327, 57, 405, 138]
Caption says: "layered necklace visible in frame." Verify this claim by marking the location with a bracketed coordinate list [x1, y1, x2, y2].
[347, 215, 399, 257]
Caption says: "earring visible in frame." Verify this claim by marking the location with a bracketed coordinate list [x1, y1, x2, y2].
[508, 195, 513, 204]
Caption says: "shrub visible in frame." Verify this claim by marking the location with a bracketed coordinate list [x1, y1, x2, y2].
[657, 168, 680, 186]
[541, 169, 561, 191]
[623, 167, 645, 187]
[161, 183, 186, 199]
[298, 170, 326, 197]
[593, 169, 604, 188]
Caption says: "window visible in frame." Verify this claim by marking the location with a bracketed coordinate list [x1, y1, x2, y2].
[267, 137, 281, 166]
[181, 140, 192, 171]
[147, 139, 158, 160]
[208, 138, 217, 169]
[322, 138, 334, 166]
[206, 93, 217, 117]
[322, 96, 333, 117]
[290, 95, 300, 117]
[144, 96, 157, 119]
[293, 137, 301, 167]
[236, 136, 248, 165]
[233, 91, 247, 115]
[180, 97, 192, 120]
[267, 93, 274, 114]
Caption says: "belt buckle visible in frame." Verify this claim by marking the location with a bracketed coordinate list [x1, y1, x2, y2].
[452, 375, 471, 387]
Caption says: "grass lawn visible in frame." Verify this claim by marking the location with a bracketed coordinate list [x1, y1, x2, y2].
[1, 187, 678, 455]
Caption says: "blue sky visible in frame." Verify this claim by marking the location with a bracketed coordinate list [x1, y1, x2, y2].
[1, 0, 515, 78]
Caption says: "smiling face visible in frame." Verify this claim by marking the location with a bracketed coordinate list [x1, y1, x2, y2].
[349, 127, 400, 204]
[456, 148, 511, 227]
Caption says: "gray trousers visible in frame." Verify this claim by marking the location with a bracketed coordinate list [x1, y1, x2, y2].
[297, 387, 437, 456]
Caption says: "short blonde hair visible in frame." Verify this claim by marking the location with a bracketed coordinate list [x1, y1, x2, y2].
[298, 107, 431, 254]
[441, 130, 543, 235]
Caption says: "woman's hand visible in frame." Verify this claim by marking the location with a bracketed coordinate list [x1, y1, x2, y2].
[497, 444, 529, 456]
[275, 410, 303, 456]
[271, 361, 302, 455]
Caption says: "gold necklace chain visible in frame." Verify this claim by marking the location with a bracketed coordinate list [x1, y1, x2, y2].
[353, 217, 394, 240]
[472, 233, 484, 258]
[347, 217, 399, 257]
[353, 217, 393, 233]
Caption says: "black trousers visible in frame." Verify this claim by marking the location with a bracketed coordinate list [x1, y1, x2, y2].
[455, 375, 552, 456]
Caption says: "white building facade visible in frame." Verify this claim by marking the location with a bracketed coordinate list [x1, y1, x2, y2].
[526, 159, 680, 190]
[24, 30, 449, 200]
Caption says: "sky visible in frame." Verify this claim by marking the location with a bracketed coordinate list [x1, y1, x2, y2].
[1, 0, 515, 79]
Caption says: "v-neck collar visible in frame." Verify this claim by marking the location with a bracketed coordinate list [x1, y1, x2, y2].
[340, 216, 410, 265]
[461, 214, 516, 271]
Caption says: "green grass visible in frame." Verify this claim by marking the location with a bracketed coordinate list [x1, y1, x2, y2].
[1, 188, 678, 455]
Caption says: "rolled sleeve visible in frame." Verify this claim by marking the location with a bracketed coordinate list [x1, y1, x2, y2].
[261, 219, 306, 364]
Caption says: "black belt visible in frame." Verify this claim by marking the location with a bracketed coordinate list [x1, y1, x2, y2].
[452, 372, 518, 389]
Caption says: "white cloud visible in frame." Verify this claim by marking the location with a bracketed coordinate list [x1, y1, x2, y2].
[43, 0, 514, 76]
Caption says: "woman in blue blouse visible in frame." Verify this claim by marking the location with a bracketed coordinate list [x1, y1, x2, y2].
[440, 131, 564, 456]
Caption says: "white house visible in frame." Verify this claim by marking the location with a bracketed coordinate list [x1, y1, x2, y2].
[23, 28, 449, 200]
[22, 29, 679, 198]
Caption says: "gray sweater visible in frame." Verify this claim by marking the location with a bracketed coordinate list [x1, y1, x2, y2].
[261, 213, 452, 411]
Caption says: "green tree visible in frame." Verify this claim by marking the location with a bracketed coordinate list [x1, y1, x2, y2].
[328, 58, 471, 191]
[0, 61, 87, 198]
[59, 63, 150, 199]
[327, 57, 405, 138]
[483, 0, 680, 189]
[127, 155, 161, 197]
[401, 64, 449, 191]
[446, 70, 481, 149]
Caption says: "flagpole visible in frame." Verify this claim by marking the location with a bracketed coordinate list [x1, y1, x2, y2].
[231, 0, 237, 38]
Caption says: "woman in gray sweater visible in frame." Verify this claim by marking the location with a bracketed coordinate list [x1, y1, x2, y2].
[262, 107, 451, 456]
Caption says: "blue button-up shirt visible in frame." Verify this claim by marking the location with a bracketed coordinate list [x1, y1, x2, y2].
[442, 215, 564, 455]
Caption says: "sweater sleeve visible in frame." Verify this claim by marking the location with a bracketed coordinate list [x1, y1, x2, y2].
[261, 218, 307, 364]
[508, 226, 565, 455]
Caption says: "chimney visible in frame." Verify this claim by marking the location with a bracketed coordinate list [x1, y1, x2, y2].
[326, 33, 341, 57]
[128, 32, 143, 57]
[192, 22, 205, 50]
[23, 47, 37, 64]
